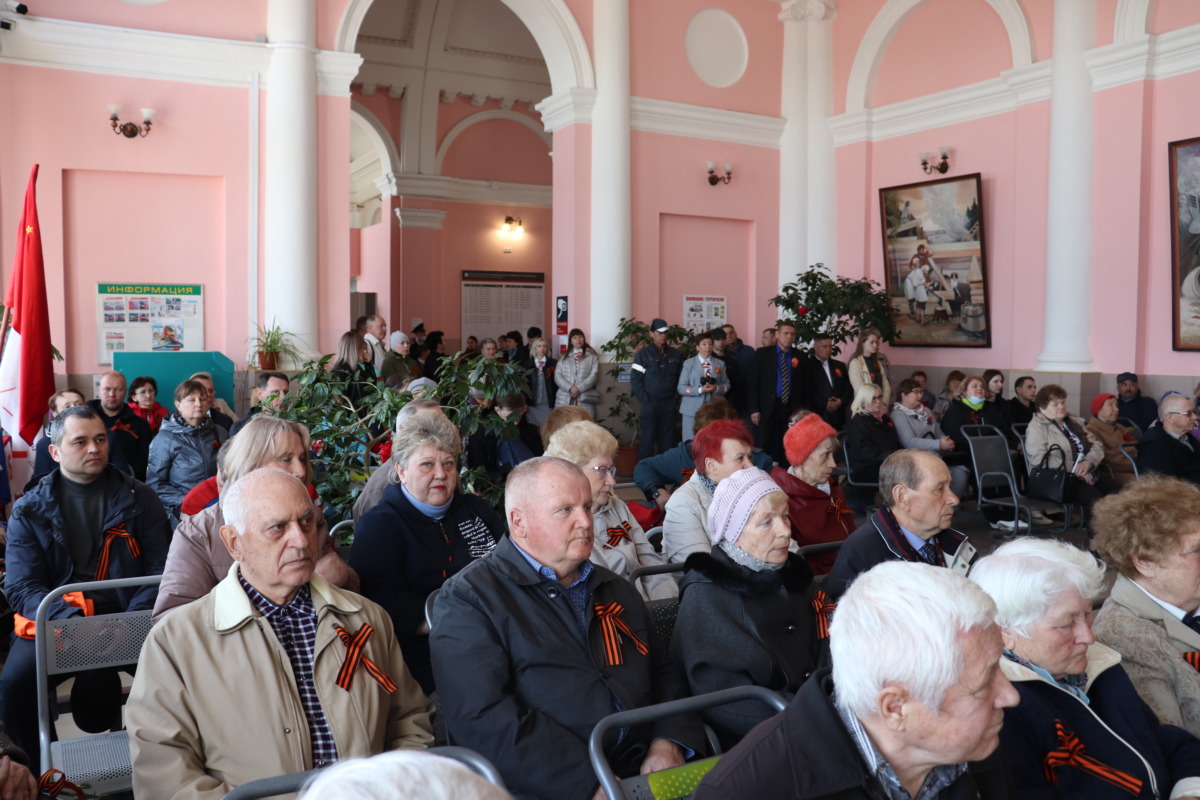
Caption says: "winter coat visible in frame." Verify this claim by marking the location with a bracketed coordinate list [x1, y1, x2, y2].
[633, 440, 773, 503]
[677, 355, 729, 419]
[631, 345, 683, 404]
[147, 415, 228, 524]
[674, 548, 819, 749]
[554, 349, 600, 412]
[429, 536, 703, 800]
[349, 483, 504, 693]
[847, 354, 891, 403]
[128, 401, 169, 435]
[86, 399, 152, 480]
[1136, 424, 1200, 486]
[769, 466, 854, 574]
[589, 498, 677, 601]
[1025, 411, 1104, 473]
[844, 413, 901, 483]
[662, 472, 713, 564]
[128, 568, 435, 800]
[1086, 416, 1138, 484]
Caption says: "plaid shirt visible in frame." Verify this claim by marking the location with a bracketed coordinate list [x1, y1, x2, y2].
[238, 572, 338, 768]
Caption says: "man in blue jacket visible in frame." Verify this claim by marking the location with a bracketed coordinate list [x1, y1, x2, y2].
[631, 318, 683, 460]
[0, 406, 169, 768]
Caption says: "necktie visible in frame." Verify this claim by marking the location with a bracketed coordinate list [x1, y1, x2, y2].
[702, 360, 711, 378]
[779, 349, 790, 404]
[536, 359, 544, 371]
[1183, 613, 1200, 636]
[918, 539, 940, 566]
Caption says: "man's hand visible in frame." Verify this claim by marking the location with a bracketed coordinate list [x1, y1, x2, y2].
[750, 412, 761, 425]
[0, 756, 37, 800]
[640, 739, 685, 775]
[654, 488, 671, 509]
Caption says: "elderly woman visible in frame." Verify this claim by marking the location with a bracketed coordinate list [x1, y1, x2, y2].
[663, 419, 755, 563]
[544, 421, 676, 600]
[770, 412, 853, 574]
[674, 468, 819, 750]
[147, 379, 228, 527]
[520, 336, 557, 427]
[152, 416, 356, 620]
[844, 383, 901, 484]
[677, 330, 730, 444]
[128, 376, 169, 435]
[934, 369, 966, 419]
[1087, 392, 1138, 486]
[1091, 477, 1200, 737]
[1026, 384, 1120, 525]
[971, 539, 1200, 799]
[380, 331, 419, 383]
[539, 404, 591, 449]
[554, 327, 600, 419]
[847, 328, 891, 402]
[891, 378, 970, 499]
[349, 411, 505, 693]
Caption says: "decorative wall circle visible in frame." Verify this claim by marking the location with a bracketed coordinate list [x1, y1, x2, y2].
[685, 9, 748, 89]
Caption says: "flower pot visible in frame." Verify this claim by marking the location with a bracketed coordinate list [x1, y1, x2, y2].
[614, 445, 638, 478]
[257, 352, 278, 371]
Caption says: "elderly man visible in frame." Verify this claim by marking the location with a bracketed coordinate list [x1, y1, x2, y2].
[1117, 371, 1159, 432]
[824, 449, 974, 603]
[805, 334, 853, 431]
[694, 561, 1018, 798]
[363, 315, 388, 373]
[229, 371, 289, 436]
[429, 457, 701, 800]
[127, 469, 433, 798]
[0, 406, 169, 768]
[1136, 392, 1200, 485]
[87, 370, 151, 479]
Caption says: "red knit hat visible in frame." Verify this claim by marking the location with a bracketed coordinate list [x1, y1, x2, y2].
[1090, 393, 1116, 418]
[783, 414, 839, 467]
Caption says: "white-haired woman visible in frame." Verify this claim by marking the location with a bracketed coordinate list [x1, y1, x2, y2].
[674, 468, 820, 750]
[381, 331, 420, 384]
[545, 421, 676, 600]
[971, 539, 1200, 799]
[299, 750, 513, 800]
[843, 383, 900, 484]
[349, 412, 505, 694]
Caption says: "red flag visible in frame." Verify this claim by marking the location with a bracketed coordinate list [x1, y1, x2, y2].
[0, 165, 55, 447]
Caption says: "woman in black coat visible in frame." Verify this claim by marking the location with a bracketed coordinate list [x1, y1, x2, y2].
[843, 383, 901, 483]
[941, 374, 1018, 531]
[519, 336, 557, 428]
[673, 468, 821, 750]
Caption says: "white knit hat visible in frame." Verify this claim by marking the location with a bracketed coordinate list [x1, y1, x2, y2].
[707, 468, 784, 546]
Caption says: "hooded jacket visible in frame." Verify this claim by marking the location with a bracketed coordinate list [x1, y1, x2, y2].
[146, 415, 227, 521]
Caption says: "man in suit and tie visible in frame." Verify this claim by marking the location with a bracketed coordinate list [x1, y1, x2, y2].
[749, 321, 806, 463]
[804, 335, 853, 431]
[1137, 393, 1200, 485]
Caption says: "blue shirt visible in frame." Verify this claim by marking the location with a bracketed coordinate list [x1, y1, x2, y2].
[512, 542, 594, 640]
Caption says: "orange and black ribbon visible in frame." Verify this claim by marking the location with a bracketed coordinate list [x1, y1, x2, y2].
[1185, 652, 1200, 671]
[811, 589, 836, 640]
[334, 624, 397, 693]
[826, 495, 854, 532]
[38, 768, 85, 800]
[110, 420, 139, 439]
[680, 467, 694, 483]
[95, 524, 141, 580]
[605, 522, 633, 549]
[1043, 719, 1143, 795]
[594, 602, 649, 667]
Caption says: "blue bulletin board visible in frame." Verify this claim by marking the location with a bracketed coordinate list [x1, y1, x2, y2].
[111, 351, 234, 413]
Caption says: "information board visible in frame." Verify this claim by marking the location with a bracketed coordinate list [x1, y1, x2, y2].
[461, 271, 545, 345]
[96, 283, 204, 365]
[683, 294, 727, 334]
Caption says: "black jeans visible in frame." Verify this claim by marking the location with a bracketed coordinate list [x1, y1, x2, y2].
[638, 400, 677, 460]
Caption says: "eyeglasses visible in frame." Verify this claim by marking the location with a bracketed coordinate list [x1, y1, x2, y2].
[588, 465, 618, 478]
[1167, 410, 1199, 418]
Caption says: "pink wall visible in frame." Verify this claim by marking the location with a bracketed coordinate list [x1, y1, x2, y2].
[549, 125, 592, 337]
[317, 94, 354, 354]
[1018, 0, 1054, 62]
[436, 97, 543, 142]
[353, 90, 403, 146]
[1151, 0, 1200, 35]
[658, 215, 754, 333]
[873, 0, 1011, 108]
[832, 0, 887, 116]
[440, 120, 551, 185]
[357, 218, 392, 322]
[630, 0, 782, 117]
[28, 0, 266, 42]
[0, 65, 250, 377]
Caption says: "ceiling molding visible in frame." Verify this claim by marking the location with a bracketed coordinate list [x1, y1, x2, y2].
[436, 109, 552, 174]
[383, 173, 552, 208]
[394, 208, 449, 229]
[631, 97, 786, 149]
[535, 87, 596, 132]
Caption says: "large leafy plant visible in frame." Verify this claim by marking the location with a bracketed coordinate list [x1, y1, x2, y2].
[768, 263, 898, 347]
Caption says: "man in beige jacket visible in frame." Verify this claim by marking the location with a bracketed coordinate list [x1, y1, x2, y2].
[127, 469, 434, 799]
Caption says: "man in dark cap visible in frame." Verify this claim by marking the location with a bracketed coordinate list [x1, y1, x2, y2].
[631, 318, 683, 459]
[1116, 371, 1158, 433]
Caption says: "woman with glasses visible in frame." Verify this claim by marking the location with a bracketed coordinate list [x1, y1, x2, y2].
[890, 378, 969, 498]
[545, 421, 677, 600]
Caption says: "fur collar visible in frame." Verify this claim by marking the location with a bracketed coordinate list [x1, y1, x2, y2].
[682, 548, 813, 596]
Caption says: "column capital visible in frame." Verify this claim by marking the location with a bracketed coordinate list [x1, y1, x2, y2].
[375, 172, 399, 197]
[394, 208, 447, 230]
[772, 0, 836, 24]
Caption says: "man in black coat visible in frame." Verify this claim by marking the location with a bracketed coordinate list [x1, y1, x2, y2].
[804, 334, 853, 431]
[748, 321, 807, 463]
[693, 561, 1017, 800]
[87, 370, 151, 480]
[1137, 393, 1200, 485]
[430, 457, 701, 800]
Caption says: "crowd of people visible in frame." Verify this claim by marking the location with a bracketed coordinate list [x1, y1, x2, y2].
[3, 314, 1200, 799]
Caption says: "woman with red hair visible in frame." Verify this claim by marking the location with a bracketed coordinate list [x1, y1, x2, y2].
[662, 419, 755, 563]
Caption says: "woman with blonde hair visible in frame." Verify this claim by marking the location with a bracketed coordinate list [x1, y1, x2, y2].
[847, 328, 891, 403]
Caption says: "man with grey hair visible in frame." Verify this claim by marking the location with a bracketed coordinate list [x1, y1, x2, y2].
[430, 457, 701, 799]
[824, 449, 975, 603]
[694, 561, 1018, 799]
[1136, 392, 1200, 485]
[364, 315, 388, 373]
[128, 468, 433, 798]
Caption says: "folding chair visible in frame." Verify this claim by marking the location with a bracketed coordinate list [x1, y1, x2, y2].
[1117, 417, 1142, 438]
[424, 587, 440, 632]
[589, 686, 788, 800]
[35, 575, 162, 795]
[645, 525, 664, 553]
[961, 425, 1073, 533]
[841, 439, 879, 491]
[1119, 442, 1139, 479]
[220, 745, 506, 800]
[628, 562, 685, 592]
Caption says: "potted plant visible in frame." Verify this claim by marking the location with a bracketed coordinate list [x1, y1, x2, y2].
[600, 318, 696, 475]
[248, 320, 303, 371]
[768, 263, 898, 348]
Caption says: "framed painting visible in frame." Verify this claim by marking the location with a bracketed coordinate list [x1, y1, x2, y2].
[1170, 136, 1200, 350]
[878, 173, 990, 347]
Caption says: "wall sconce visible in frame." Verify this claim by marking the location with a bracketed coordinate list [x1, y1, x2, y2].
[108, 105, 155, 139]
[706, 162, 733, 186]
[920, 147, 950, 175]
[502, 216, 524, 235]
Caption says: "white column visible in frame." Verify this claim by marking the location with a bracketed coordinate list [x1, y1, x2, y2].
[805, 13, 837, 273]
[1037, 0, 1095, 371]
[264, 0, 319, 355]
[589, 0, 631, 347]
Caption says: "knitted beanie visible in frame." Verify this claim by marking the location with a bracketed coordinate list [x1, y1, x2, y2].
[707, 468, 784, 546]
[1090, 393, 1115, 418]
[783, 414, 839, 467]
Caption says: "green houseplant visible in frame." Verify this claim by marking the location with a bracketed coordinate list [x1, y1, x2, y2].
[248, 320, 303, 371]
[767, 263, 898, 348]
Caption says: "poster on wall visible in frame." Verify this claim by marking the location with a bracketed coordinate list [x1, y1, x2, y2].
[879, 173, 990, 348]
[461, 271, 545, 347]
[682, 295, 727, 335]
[1170, 136, 1200, 350]
[96, 283, 204, 365]
[556, 296, 569, 355]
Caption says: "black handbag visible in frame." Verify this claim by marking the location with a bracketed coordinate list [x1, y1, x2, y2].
[1027, 444, 1069, 502]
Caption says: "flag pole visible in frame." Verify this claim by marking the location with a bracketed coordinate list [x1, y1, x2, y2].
[0, 305, 11, 362]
